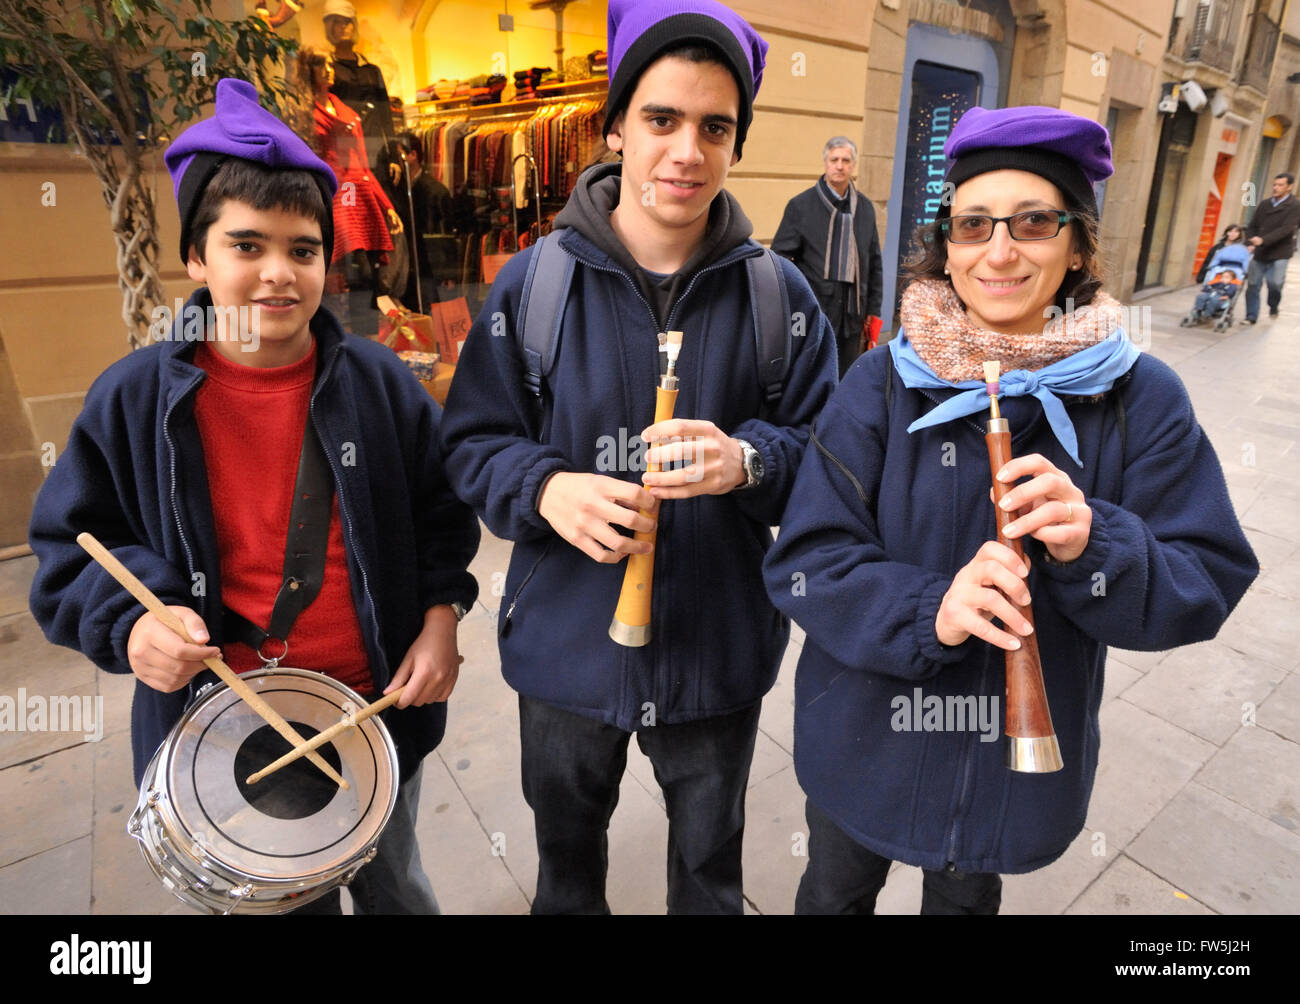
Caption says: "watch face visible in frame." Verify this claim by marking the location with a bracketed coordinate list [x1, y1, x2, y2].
[745, 445, 764, 485]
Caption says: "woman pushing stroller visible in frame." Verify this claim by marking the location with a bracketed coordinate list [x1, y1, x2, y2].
[1183, 223, 1250, 329]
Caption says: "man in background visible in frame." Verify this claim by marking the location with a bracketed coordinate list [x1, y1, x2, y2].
[384, 133, 456, 309]
[1243, 172, 1300, 323]
[772, 137, 883, 376]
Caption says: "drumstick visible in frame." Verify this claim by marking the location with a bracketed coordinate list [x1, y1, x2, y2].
[75, 532, 350, 791]
[246, 686, 405, 784]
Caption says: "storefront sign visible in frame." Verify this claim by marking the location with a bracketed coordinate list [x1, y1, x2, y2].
[894, 62, 980, 290]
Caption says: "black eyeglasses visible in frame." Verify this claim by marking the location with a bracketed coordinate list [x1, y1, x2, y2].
[939, 210, 1073, 244]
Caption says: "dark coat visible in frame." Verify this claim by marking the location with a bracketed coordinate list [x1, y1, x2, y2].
[28, 289, 480, 784]
[762, 343, 1258, 874]
[771, 182, 884, 324]
[439, 226, 839, 731]
[330, 54, 393, 171]
[1245, 194, 1300, 262]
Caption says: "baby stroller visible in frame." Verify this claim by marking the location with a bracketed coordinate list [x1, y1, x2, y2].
[1181, 245, 1250, 332]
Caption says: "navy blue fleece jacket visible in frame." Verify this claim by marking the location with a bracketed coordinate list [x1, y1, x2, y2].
[440, 196, 838, 730]
[28, 289, 480, 784]
[763, 343, 1258, 874]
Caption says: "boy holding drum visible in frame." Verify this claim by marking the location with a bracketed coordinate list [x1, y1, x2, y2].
[28, 78, 479, 914]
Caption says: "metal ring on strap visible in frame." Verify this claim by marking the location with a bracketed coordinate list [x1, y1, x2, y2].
[256, 637, 289, 667]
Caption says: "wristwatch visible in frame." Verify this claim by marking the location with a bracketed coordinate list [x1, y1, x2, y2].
[735, 439, 764, 491]
[450, 601, 469, 622]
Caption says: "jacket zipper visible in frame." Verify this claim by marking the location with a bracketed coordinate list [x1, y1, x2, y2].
[501, 540, 553, 636]
[571, 246, 759, 707]
[910, 379, 1003, 865]
[162, 374, 209, 707]
[308, 343, 389, 682]
[664, 256, 749, 328]
[945, 654, 990, 867]
[577, 258, 661, 334]
[163, 392, 200, 589]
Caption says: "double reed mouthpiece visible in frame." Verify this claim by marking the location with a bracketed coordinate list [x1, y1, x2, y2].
[610, 331, 684, 647]
[982, 361, 1063, 773]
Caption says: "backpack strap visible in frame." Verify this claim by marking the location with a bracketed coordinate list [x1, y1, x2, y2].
[517, 238, 793, 410]
[746, 248, 792, 411]
[516, 233, 575, 398]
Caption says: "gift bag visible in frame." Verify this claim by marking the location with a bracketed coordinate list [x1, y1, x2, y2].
[429, 297, 471, 363]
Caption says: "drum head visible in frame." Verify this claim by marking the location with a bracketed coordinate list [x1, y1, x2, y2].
[163, 669, 397, 883]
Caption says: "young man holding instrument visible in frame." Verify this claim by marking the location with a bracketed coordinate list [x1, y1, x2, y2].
[441, 0, 838, 914]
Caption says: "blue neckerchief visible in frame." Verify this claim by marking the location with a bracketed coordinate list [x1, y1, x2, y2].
[889, 328, 1141, 466]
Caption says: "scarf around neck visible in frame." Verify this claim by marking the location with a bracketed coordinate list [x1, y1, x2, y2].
[816, 176, 859, 313]
[890, 279, 1141, 466]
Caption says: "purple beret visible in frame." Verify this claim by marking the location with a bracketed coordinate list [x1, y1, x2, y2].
[164, 78, 338, 264]
[604, 0, 768, 158]
[942, 105, 1113, 216]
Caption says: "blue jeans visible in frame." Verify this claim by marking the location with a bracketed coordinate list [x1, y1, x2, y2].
[290, 765, 440, 915]
[519, 694, 760, 915]
[1245, 258, 1289, 319]
[795, 799, 1002, 915]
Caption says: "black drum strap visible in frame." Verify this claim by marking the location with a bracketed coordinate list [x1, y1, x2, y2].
[222, 415, 334, 661]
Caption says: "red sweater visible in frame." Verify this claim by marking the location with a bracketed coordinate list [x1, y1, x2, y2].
[194, 342, 373, 695]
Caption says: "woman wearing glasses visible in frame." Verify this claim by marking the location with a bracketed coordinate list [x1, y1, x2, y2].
[762, 107, 1257, 914]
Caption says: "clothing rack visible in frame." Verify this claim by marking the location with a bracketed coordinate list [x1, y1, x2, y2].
[407, 78, 607, 123]
[406, 87, 605, 202]
[402, 80, 606, 297]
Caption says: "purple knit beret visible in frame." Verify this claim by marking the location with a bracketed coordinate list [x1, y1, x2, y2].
[164, 78, 338, 264]
[942, 106, 1114, 216]
[604, 0, 768, 158]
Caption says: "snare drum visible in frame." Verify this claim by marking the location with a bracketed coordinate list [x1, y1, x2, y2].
[128, 667, 399, 915]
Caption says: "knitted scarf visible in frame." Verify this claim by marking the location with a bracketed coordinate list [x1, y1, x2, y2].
[891, 278, 1141, 466]
[899, 278, 1127, 381]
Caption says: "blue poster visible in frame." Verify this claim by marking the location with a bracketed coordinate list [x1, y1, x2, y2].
[1, 67, 151, 144]
[0, 69, 67, 143]
[894, 61, 981, 287]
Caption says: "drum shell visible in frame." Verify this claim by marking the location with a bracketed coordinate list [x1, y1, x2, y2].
[127, 668, 399, 915]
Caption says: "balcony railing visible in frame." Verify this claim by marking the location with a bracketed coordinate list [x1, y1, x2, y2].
[1239, 11, 1280, 92]
[1184, 0, 1243, 73]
